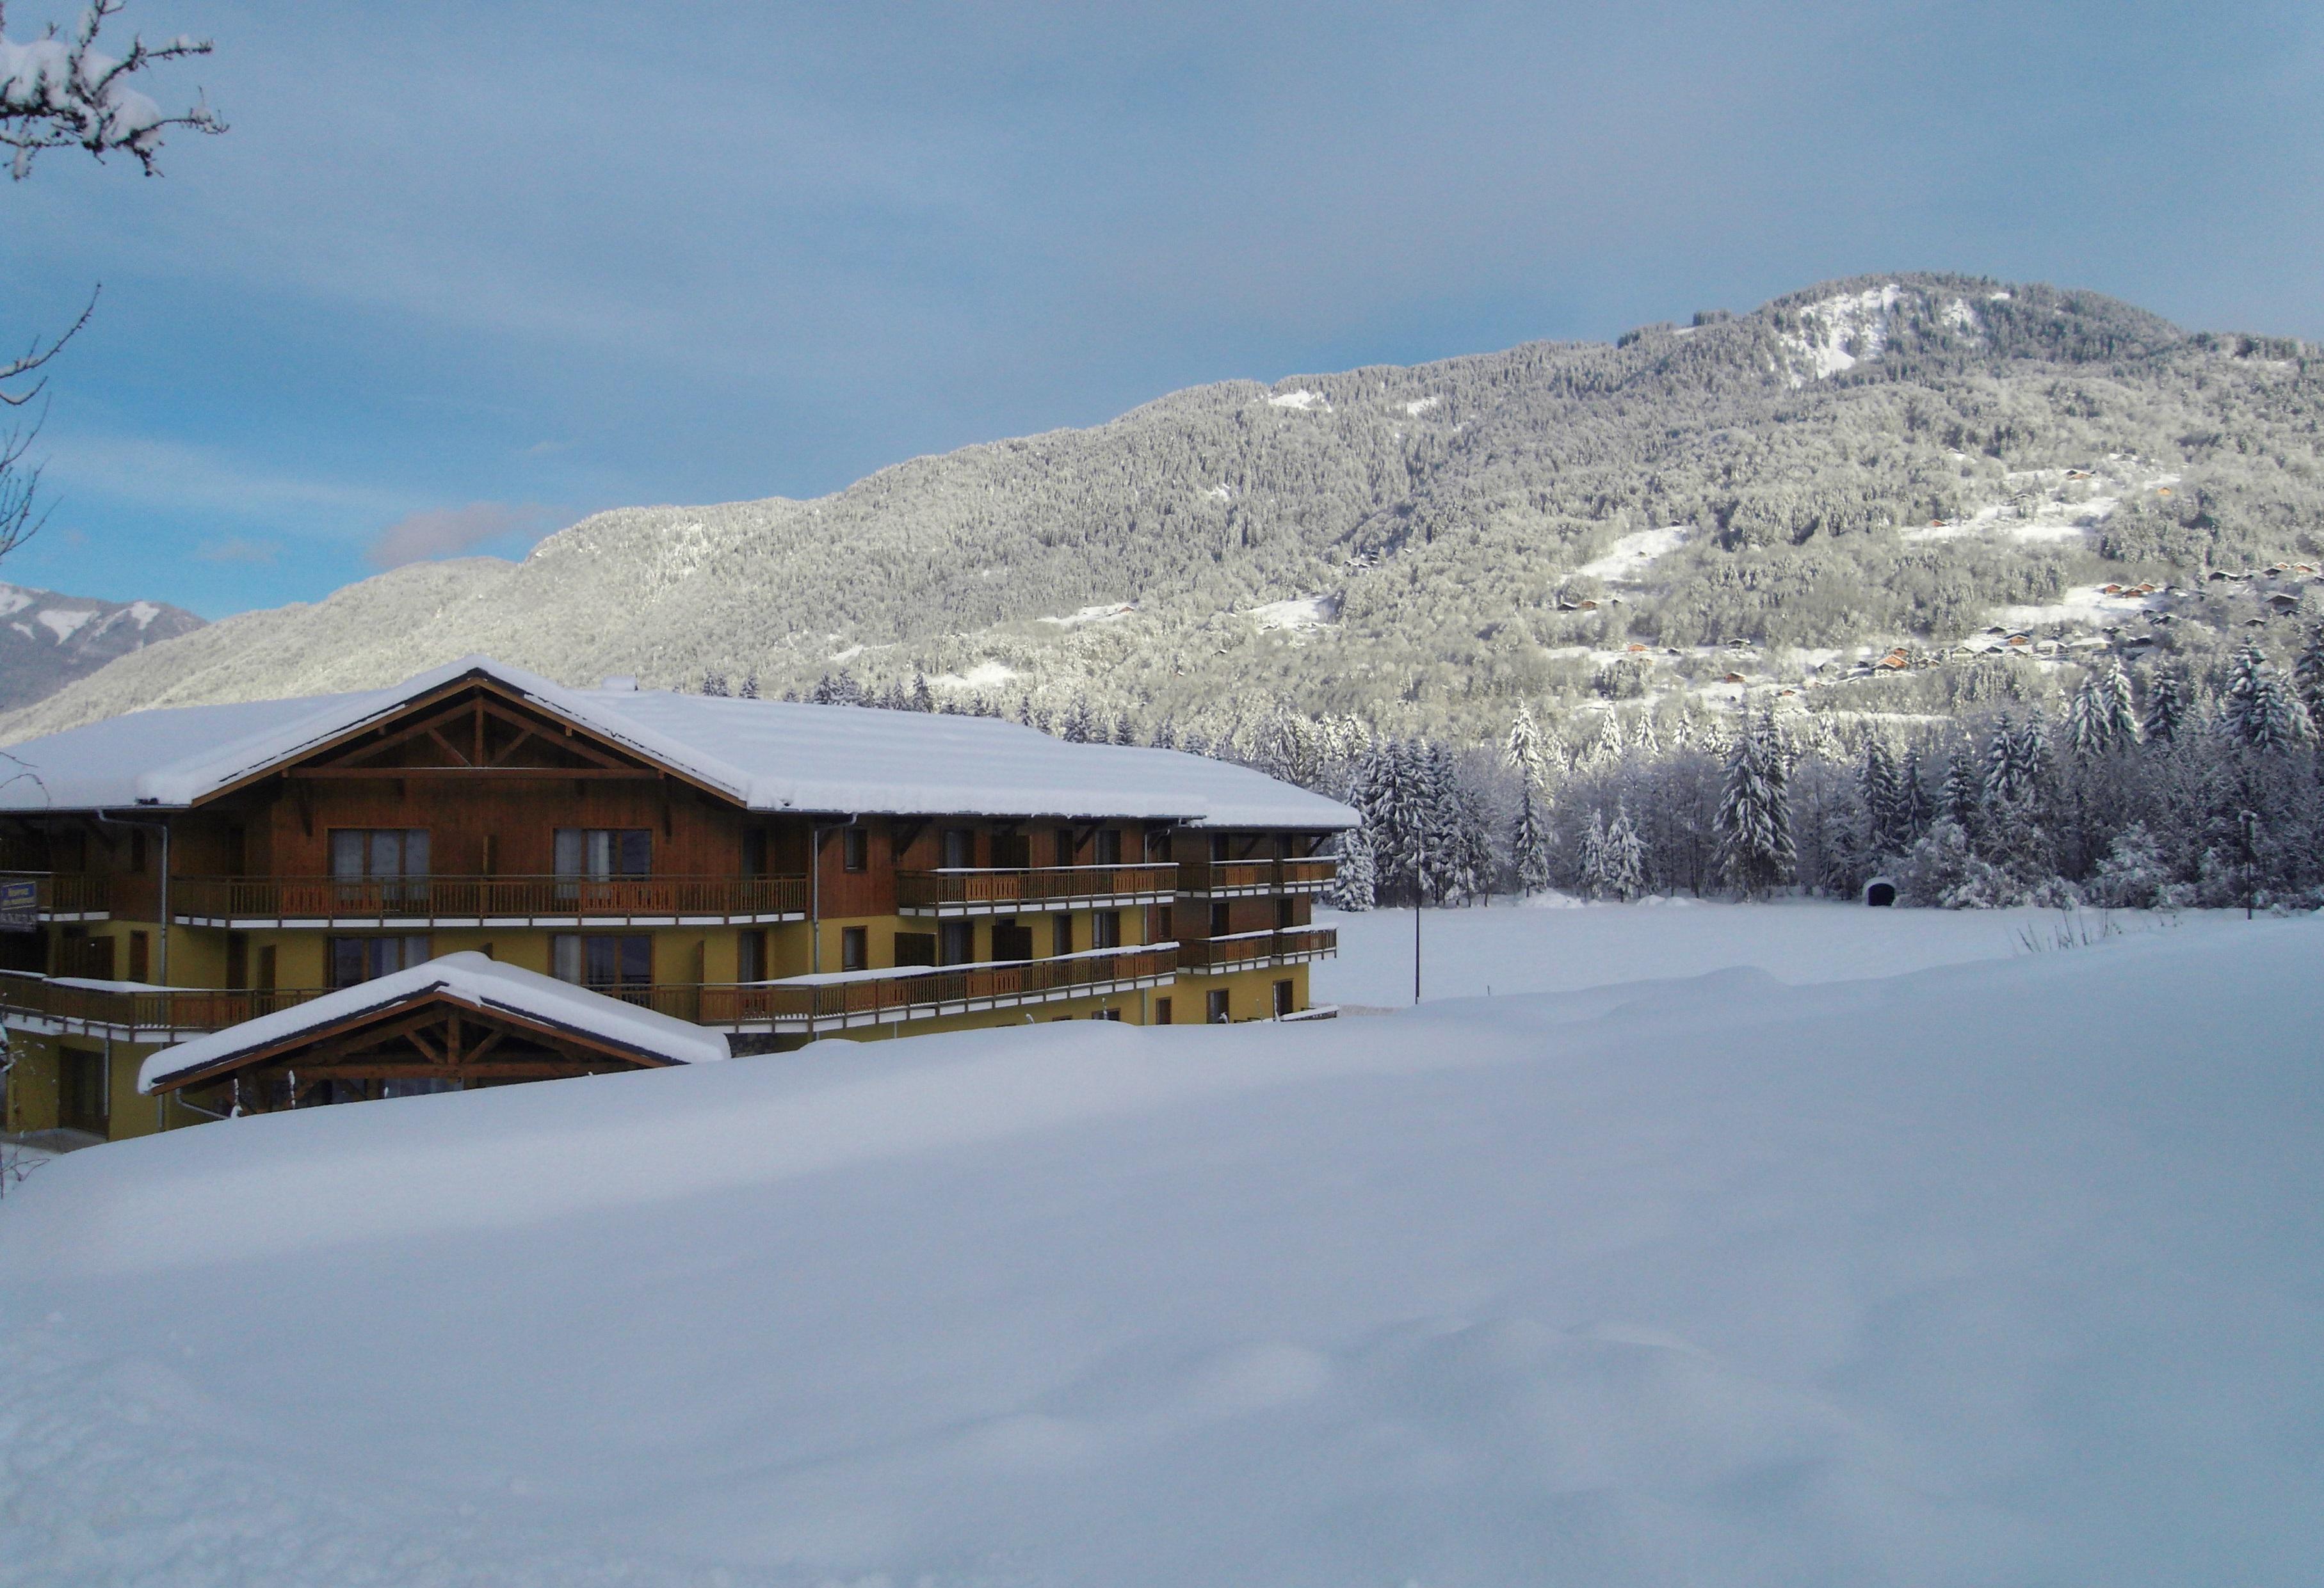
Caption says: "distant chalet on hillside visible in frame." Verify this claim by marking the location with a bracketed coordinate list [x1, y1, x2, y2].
[0, 659, 1350, 1143]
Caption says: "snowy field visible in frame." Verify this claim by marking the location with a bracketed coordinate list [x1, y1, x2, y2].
[1316, 895, 2252, 1007]
[4, 908, 2322, 1586]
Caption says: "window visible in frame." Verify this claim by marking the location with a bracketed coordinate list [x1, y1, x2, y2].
[841, 926, 867, 972]
[1154, 997, 1173, 1025]
[554, 828, 650, 879]
[1053, 829, 1076, 867]
[990, 918, 1033, 961]
[941, 828, 974, 869]
[257, 944, 277, 991]
[1145, 828, 1172, 862]
[742, 829, 768, 877]
[1275, 895, 1296, 929]
[226, 934, 248, 991]
[1092, 911, 1121, 950]
[1096, 1006, 1122, 1022]
[1207, 989, 1231, 1024]
[842, 828, 868, 872]
[1209, 833, 1230, 863]
[1052, 913, 1075, 956]
[939, 920, 975, 966]
[1155, 905, 1174, 942]
[551, 933, 652, 988]
[330, 934, 432, 988]
[1209, 902, 1231, 936]
[738, 929, 767, 982]
[1094, 828, 1122, 866]
[331, 828, 430, 879]
[127, 930, 149, 983]
[894, 931, 937, 968]
[1273, 979, 1295, 1017]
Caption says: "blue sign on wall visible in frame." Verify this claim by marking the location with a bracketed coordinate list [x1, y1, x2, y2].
[0, 877, 38, 933]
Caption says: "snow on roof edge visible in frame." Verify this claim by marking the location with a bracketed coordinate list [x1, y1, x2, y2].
[138, 952, 730, 1094]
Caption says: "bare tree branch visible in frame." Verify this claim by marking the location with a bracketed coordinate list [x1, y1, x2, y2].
[0, 0, 225, 179]
[0, 282, 95, 407]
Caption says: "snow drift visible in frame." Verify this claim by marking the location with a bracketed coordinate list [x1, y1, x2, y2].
[3, 913, 2321, 1586]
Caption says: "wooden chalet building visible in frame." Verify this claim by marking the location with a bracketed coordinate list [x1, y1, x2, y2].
[0, 659, 1351, 1143]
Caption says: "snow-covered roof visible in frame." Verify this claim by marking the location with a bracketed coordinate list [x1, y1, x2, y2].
[0, 657, 1355, 830]
[139, 951, 730, 1094]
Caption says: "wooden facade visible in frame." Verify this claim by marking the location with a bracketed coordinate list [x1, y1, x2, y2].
[0, 671, 1341, 1143]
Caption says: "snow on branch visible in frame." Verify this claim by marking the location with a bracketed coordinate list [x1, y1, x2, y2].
[0, 0, 223, 178]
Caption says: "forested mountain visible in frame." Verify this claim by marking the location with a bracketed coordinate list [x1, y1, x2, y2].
[0, 582, 204, 712]
[3, 271, 2317, 746]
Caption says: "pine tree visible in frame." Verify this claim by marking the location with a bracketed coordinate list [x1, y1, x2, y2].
[702, 670, 731, 697]
[2065, 671, 2112, 761]
[1150, 716, 1179, 751]
[1631, 712, 1660, 758]
[910, 671, 936, 712]
[2217, 643, 2313, 752]
[1602, 801, 1648, 901]
[738, 673, 760, 700]
[2296, 626, 2324, 737]
[1898, 747, 1933, 839]
[1942, 748, 1981, 826]
[1715, 710, 1795, 897]
[1327, 827, 1376, 911]
[1503, 705, 1549, 790]
[1513, 783, 1554, 895]
[1579, 808, 1608, 899]
[1113, 714, 1138, 746]
[1859, 738, 1904, 853]
[1017, 695, 1035, 728]
[2102, 662, 2141, 749]
[2143, 671, 2187, 745]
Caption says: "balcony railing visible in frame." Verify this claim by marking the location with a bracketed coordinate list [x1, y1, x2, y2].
[0, 870, 111, 921]
[896, 863, 1178, 916]
[169, 874, 809, 927]
[0, 969, 327, 1039]
[1174, 857, 1336, 897]
[685, 943, 1179, 1031]
[0, 945, 1181, 1040]
[1177, 926, 1337, 974]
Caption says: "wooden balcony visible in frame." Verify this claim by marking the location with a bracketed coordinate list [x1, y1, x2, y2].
[896, 864, 1177, 917]
[1174, 857, 1336, 897]
[168, 874, 809, 929]
[0, 970, 328, 1041]
[0, 945, 1179, 1041]
[0, 870, 111, 922]
[1176, 926, 1337, 974]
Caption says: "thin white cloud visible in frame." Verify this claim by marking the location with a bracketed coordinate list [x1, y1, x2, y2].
[194, 536, 279, 565]
[367, 502, 558, 570]
[41, 433, 416, 528]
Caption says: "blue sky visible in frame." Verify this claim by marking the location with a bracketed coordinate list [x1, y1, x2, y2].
[3, 0, 2318, 618]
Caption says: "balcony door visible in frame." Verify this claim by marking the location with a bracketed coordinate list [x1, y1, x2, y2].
[331, 828, 430, 907]
[555, 828, 651, 906]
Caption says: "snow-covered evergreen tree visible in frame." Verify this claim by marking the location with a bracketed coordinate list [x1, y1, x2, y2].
[1601, 801, 1648, 901]
[1714, 711, 1794, 897]
[2143, 671, 2187, 745]
[2217, 643, 2313, 752]
[702, 670, 730, 697]
[1326, 827, 1376, 911]
[910, 671, 936, 712]
[1942, 746, 1982, 827]
[1578, 808, 1608, 899]
[738, 673, 760, 700]
[1503, 705, 1549, 790]
[1513, 783, 1554, 895]
[2296, 626, 2324, 737]
[1150, 716, 1179, 751]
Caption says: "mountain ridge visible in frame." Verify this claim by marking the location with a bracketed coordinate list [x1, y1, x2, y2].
[4, 270, 2317, 746]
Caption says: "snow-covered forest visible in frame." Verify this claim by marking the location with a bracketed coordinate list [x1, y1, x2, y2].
[6, 274, 2321, 748]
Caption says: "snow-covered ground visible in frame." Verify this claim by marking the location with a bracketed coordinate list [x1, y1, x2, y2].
[4, 908, 2320, 1586]
[1314, 896, 2250, 1006]
[1574, 524, 1690, 582]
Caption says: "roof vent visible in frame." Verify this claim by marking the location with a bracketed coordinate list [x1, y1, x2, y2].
[599, 675, 640, 691]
